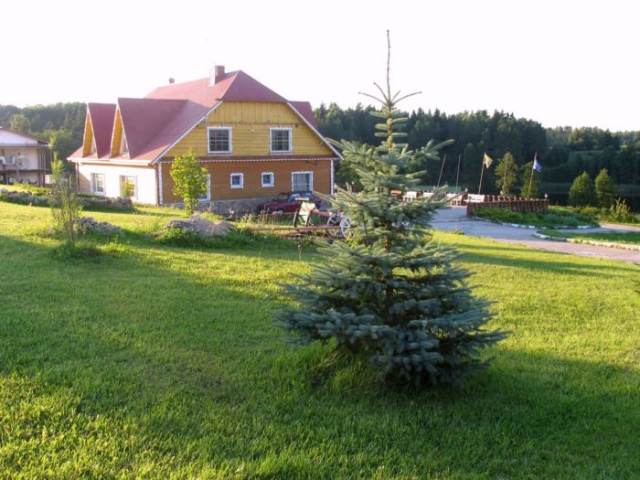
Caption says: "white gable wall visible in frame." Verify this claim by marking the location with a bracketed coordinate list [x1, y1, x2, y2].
[77, 164, 158, 205]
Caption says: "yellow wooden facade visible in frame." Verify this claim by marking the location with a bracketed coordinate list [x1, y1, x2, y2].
[160, 102, 336, 204]
[110, 110, 124, 157]
[82, 116, 94, 157]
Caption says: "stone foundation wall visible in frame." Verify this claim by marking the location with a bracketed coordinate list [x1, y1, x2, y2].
[205, 198, 265, 217]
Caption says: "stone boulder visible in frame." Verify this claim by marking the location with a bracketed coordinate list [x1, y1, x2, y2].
[77, 217, 122, 235]
[166, 214, 233, 237]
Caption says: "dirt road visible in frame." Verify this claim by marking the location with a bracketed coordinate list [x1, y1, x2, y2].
[431, 206, 640, 265]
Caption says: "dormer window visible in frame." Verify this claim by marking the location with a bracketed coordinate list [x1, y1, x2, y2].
[270, 128, 292, 153]
[208, 127, 232, 153]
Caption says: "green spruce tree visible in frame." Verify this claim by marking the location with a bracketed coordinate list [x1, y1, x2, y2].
[277, 32, 507, 388]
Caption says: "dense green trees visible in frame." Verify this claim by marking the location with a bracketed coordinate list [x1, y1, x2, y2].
[316, 105, 640, 203]
[0, 103, 85, 162]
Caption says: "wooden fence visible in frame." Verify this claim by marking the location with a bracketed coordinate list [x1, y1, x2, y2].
[465, 195, 549, 217]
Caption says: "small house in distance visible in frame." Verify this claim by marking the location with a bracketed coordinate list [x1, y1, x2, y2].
[0, 127, 50, 186]
[68, 66, 341, 213]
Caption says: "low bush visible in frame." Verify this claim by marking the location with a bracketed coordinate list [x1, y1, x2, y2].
[156, 225, 296, 250]
[601, 198, 639, 224]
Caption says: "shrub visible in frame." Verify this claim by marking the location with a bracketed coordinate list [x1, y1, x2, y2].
[605, 198, 638, 224]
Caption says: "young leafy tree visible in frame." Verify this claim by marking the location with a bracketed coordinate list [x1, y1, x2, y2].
[170, 149, 208, 215]
[568, 171, 597, 207]
[277, 32, 507, 388]
[594, 168, 616, 208]
[49, 152, 81, 245]
[494, 152, 519, 195]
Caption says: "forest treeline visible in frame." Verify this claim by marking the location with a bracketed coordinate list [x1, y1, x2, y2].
[315, 103, 640, 197]
[0, 103, 85, 161]
[2, 102, 640, 199]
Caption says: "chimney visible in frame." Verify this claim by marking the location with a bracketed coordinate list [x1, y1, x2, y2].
[169, 78, 175, 84]
[213, 65, 224, 83]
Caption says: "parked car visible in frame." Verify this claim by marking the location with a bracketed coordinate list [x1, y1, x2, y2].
[256, 191, 322, 214]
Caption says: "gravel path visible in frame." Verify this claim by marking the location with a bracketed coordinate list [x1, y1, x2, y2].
[431, 206, 640, 265]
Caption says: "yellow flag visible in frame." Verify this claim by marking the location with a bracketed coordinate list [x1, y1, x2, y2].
[483, 153, 493, 168]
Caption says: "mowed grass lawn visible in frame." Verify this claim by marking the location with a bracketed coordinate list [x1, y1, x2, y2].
[1, 202, 638, 479]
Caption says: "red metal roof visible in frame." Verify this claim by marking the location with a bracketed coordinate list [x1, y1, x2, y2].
[87, 103, 115, 158]
[70, 69, 324, 163]
[146, 70, 286, 106]
[289, 101, 318, 129]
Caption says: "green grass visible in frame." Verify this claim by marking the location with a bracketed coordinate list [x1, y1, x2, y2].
[474, 207, 599, 228]
[1, 203, 639, 478]
[539, 229, 640, 246]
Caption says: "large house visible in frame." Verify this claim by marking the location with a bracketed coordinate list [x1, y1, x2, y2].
[0, 127, 50, 186]
[68, 66, 341, 212]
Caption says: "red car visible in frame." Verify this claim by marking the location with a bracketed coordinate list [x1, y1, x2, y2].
[256, 191, 322, 214]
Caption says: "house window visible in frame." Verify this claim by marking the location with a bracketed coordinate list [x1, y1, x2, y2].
[91, 173, 105, 195]
[292, 171, 313, 191]
[230, 173, 244, 189]
[261, 172, 274, 188]
[199, 174, 211, 201]
[208, 127, 232, 153]
[270, 128, 291, 153]
[120, 175, 137, 199]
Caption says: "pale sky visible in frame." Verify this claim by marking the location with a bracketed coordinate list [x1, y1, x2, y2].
[3, 0, 638, 132]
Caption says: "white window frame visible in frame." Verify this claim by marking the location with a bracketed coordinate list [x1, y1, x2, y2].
[208, 127, 232, 154]
[291, 171, 313, 191]
[119, 175, 137, 199]
[261, 171, 274, 188]
[230, 172, 244, 189]
[91, 173, 105, 195]
[270, 128, 292, 153]
[199, 174, 211, 201]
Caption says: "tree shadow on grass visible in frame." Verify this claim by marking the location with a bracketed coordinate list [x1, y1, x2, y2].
[1, 233, 637, 478]
[251, 345, 640, 479]
[453, 241, 637, 276]
[0, 234, 306, 474]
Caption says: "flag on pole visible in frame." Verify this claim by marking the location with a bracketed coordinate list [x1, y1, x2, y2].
[483, 153, 493, 168]
[533, 156, 542, 172]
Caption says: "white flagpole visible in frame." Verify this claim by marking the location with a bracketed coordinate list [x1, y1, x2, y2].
[527, 152, 538, 197]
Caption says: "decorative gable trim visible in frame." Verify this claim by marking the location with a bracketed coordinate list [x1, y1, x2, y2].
[286, 102, 343, 160]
